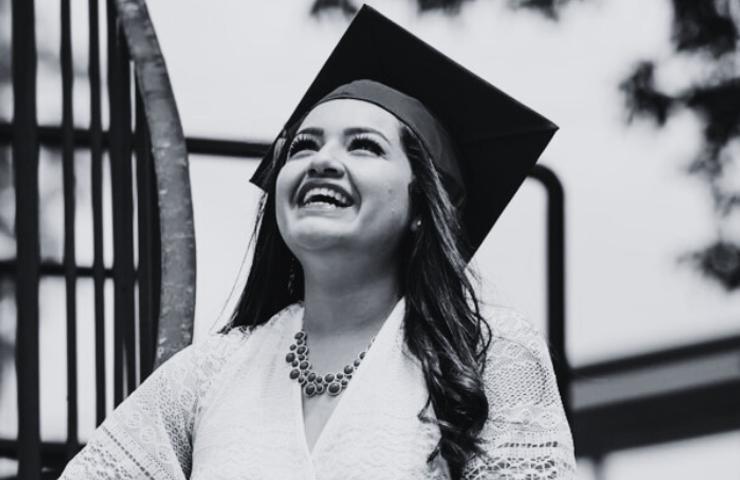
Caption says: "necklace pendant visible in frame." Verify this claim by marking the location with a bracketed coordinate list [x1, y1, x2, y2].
[304, 383, 317, 397]
[327, 381, 342, 396]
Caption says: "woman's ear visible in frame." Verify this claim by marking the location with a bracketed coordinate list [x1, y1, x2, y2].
[408, 178, 423, 233]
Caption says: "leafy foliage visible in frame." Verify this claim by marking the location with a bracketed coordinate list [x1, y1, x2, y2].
[507, 0, 579, 20]
[619, 62, 676, 126]
[310, 0, 358, 18]
[620, 0, 740, 290]
[682, 241, 740, 291]
[672, 0, 738, 57]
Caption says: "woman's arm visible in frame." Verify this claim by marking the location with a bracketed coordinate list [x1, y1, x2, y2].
[57, 330, 248, 480]
[462, 308, 576, 480]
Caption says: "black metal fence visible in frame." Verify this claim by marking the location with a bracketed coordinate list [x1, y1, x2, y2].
[0, 0, 193, 476]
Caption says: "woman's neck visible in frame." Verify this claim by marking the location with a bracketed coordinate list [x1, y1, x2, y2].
[300, 256, 402, 336]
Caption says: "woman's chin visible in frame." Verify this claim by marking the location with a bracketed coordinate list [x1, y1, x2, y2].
[295, 203, 356, 219]
[287, 221, 356, 252]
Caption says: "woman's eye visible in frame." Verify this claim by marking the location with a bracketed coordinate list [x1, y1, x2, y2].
[288, 137, 320, 157]
[349, 136, 384, 156]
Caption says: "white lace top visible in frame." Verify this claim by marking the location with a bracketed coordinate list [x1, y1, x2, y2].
[59, 298, 575, 479]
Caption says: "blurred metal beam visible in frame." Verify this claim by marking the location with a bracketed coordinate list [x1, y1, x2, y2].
[0, 260, 115, 277]
[135, 85, 158, 379]
[88, 0, 108, 426]
[60, 0, 80, 460]
[0, 122, 270, 159]
[12, 0, 42, 477]
[184, 137, 268, 158]
[574, 334, 740, 377]
[107, 0, 137, 404]
[575, 380, 740, 457]
[529, 164, 570, 419]
[572, 334, 740, 457]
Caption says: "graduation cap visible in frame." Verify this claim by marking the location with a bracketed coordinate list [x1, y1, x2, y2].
[251, 4, 558, 255]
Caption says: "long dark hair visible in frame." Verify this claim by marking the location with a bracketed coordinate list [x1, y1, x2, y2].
[223, 122, 493, 479]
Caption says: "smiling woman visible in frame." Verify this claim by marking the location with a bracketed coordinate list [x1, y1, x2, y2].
[277, 99, 413, 260]
[58, 6, 574, 480]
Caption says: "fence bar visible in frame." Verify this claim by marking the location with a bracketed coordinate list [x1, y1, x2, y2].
[122, 60, 137, 396]
[0, 122, 271, 159]
[60, 0, 79, 459]
[530, 164, 570, 419]
[12, 0, 41, 477]
[134, 86, 157, 379]
[88, 0, 107, 425]
[107, 0, 136, 404]
[0, 261, 114, 278]
[107, 0, 123, 407]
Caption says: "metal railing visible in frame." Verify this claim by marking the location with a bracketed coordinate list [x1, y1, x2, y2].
[3, 0, 196, 476]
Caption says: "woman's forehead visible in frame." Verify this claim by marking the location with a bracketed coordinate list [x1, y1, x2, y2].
[298, 99, 403, 140]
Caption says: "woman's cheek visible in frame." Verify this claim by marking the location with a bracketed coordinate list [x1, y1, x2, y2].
[375, 183, 411, 228]
[274, 166, 298, 233]
[275, 163, 302, 205]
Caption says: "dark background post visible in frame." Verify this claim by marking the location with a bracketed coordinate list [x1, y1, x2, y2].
[88, 0, 108, 426]
[60, 0, 80, 461]
[12, 0, 42, 477]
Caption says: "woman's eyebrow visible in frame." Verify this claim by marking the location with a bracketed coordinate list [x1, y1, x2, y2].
[295, 127, 324, 138]
[344, 127, 390, 144]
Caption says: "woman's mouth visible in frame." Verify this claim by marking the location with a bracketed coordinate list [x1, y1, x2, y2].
[298, 184, 355, 209]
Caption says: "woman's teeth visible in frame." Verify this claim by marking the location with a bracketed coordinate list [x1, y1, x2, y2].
[300, 187, 352, 207]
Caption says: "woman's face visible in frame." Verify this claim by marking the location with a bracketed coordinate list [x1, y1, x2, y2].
[275, 99, 414, 258]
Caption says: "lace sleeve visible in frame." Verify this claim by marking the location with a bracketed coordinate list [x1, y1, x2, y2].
[58, 330, 249, 480]
[462, 308, 576, 480]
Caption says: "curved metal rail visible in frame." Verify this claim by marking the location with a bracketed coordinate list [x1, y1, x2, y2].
[114, 0, 196, 368]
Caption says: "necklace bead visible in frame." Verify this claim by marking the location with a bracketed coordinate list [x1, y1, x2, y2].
[286, 330, 375, 397]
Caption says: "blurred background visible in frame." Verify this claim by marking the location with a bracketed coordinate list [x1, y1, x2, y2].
[1, 0, 739, 478]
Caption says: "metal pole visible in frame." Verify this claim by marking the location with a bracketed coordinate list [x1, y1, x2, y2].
[88, 0, 108, 425]
[115, 0, 197, 367]
[107, 0, 136, 404]
[530, 164, 571, 420]
[12, 0, 41, 476]
[135, 85, 156, 380]
[60, 0, 79, 460]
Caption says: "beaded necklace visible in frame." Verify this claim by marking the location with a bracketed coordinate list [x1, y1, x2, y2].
[286, 331, 375, 397]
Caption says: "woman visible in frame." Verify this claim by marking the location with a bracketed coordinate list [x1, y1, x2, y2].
[60, 6, 574, 480]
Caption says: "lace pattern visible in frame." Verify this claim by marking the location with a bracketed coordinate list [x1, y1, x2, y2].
[58, 328, 252, 480]
[58, 305, 575, 480]
[461, 304, 576, 479]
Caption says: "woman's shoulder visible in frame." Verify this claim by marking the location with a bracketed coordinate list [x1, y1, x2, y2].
[464, 303, 575, 478]
[169, 303, 302, 374]
[478, 302, 548, 359]
[476, 302, 560, 400]
[183, 325, 252, 357]
[150, 327, 253, 395]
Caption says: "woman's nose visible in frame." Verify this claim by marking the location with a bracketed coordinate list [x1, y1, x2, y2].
[307, 146, 344, 178]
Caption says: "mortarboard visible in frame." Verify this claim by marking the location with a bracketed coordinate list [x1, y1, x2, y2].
[251, 4, 558, 255]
